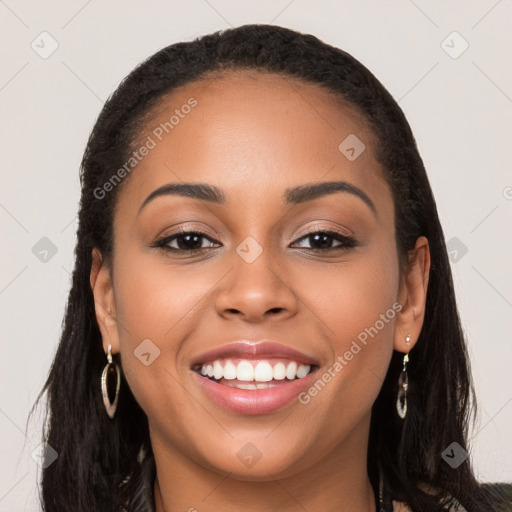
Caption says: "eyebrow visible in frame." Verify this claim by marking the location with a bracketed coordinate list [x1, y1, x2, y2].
[138, 180, 376, 216]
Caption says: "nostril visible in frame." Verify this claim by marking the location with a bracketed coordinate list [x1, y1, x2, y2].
[266, 307, 285, 315]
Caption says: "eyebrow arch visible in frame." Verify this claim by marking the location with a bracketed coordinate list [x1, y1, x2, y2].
[284, 181, 376, 215]
[138, 183, 226, 214]
[138, 180, 376, 216]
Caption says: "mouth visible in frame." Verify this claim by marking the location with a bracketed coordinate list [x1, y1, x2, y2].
[191, 354, 320, 414]
[193, 358, 318, 386]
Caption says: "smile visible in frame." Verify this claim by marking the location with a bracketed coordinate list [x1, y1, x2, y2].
[192, 357, 320, 414]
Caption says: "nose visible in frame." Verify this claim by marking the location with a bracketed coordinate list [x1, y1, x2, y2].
[215, 241, 299, 323]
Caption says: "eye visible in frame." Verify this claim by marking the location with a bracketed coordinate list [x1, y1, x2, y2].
[152, 229, 221, 252]
[290, 229, 357, 252]
[151, 228, 357, 254]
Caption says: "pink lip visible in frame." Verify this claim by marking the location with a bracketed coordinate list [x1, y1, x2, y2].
[193, 368, 319, 414]
[190, 340, 320, 368]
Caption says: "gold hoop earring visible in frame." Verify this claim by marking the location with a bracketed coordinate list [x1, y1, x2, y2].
[396, 335, 411, 419]
[101, 344, 120, 419]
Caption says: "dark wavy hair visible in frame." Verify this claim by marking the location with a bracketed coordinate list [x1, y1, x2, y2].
[31, 24, 511, 511]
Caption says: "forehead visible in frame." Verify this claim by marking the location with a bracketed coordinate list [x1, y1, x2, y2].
[115, 71, 388, 219]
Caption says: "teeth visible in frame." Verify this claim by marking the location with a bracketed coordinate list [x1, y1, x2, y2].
[285, 362, 297, 380]
[223, 361, 237, 380]
[297, 364, 310, 378]
[273, 362, 286, 380]
[254, 361, 273, 382]
[297, 364, 311, 378]
[213, 361, 223, 380]
[199, 358, 312, 382]
[237, 361, 254, 381]
[223, 381, 281, 390]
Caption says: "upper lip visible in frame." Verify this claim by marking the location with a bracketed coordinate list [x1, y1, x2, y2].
[190, 341, 320, 368]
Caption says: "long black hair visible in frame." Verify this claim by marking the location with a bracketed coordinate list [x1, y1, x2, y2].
[31, 24, 511, 511]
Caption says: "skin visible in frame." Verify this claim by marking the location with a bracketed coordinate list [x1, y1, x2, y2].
[90, 72, 430, 512]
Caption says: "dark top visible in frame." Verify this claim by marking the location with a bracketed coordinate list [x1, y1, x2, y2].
[373, 469, 512, 511]
[126, 458, 512, 511]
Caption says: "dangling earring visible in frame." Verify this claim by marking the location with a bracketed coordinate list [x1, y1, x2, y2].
[101, 344, 120, 419]
[396, 335, 411, 419]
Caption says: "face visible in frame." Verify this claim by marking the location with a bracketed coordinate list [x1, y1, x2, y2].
[92, 71, 428, 481]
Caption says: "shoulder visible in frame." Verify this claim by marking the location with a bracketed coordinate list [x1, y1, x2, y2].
[392, 482, 512, 511]
[392, 499, 467, 511]
[391, 501, 411, 511]
[475, 482, 512, 509]
[479, 481, 512, 495]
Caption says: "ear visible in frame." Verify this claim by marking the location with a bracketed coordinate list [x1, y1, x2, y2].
[90, 248, 119, 355]
[394, 236, 431, 353]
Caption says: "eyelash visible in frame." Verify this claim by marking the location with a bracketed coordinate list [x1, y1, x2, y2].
[151, 227, 357, 254]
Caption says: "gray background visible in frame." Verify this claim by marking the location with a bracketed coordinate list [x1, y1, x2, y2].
[1, 0, 511, 509]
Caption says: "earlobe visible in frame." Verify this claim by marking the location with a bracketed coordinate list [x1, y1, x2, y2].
[393, 236, 431, 353]
[90, 248, 120, 354]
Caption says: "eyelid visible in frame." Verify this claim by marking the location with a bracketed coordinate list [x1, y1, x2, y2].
[292, 222, 353, 240]
[152, 229, 357, 256]
[157, 224, 353, 244]
[157, 224, 222, 240]
[290, 228, 356, 250]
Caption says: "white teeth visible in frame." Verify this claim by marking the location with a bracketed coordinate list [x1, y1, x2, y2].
[273, 362, 286, 380]
[297, 364, 311, 379]
[236, 361, 254, 381]
[213, 361, 223, 380]
[223, 361, 237, 380]
[254, 361, 273, 382]
[255, 382, 275, 389]
[227, 381, 281, 390]
[285, 361, 297, 380]
[199, 358, 313, 382]
[233, 382, 256, 390]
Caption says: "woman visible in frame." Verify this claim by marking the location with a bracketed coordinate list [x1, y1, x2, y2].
[33, 24, 512, 511]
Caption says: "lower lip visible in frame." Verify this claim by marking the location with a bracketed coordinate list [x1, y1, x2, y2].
[193, 370, 318, 415]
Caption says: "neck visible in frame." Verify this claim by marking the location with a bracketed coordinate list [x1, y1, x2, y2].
[151, 417, 377, 512]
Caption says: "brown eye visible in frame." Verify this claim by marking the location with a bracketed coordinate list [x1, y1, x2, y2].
[153, 230, 221, 252]
[291, 230, 357, 252]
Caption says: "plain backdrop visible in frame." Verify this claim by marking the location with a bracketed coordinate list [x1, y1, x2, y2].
[1, 1, 511, 509]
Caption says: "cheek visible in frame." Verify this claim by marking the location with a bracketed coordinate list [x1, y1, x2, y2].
[294, 240, 399, 417]
[300, 239, 399, 347]
[111, 253, 209, 414]
[114, 248, 220, 342]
